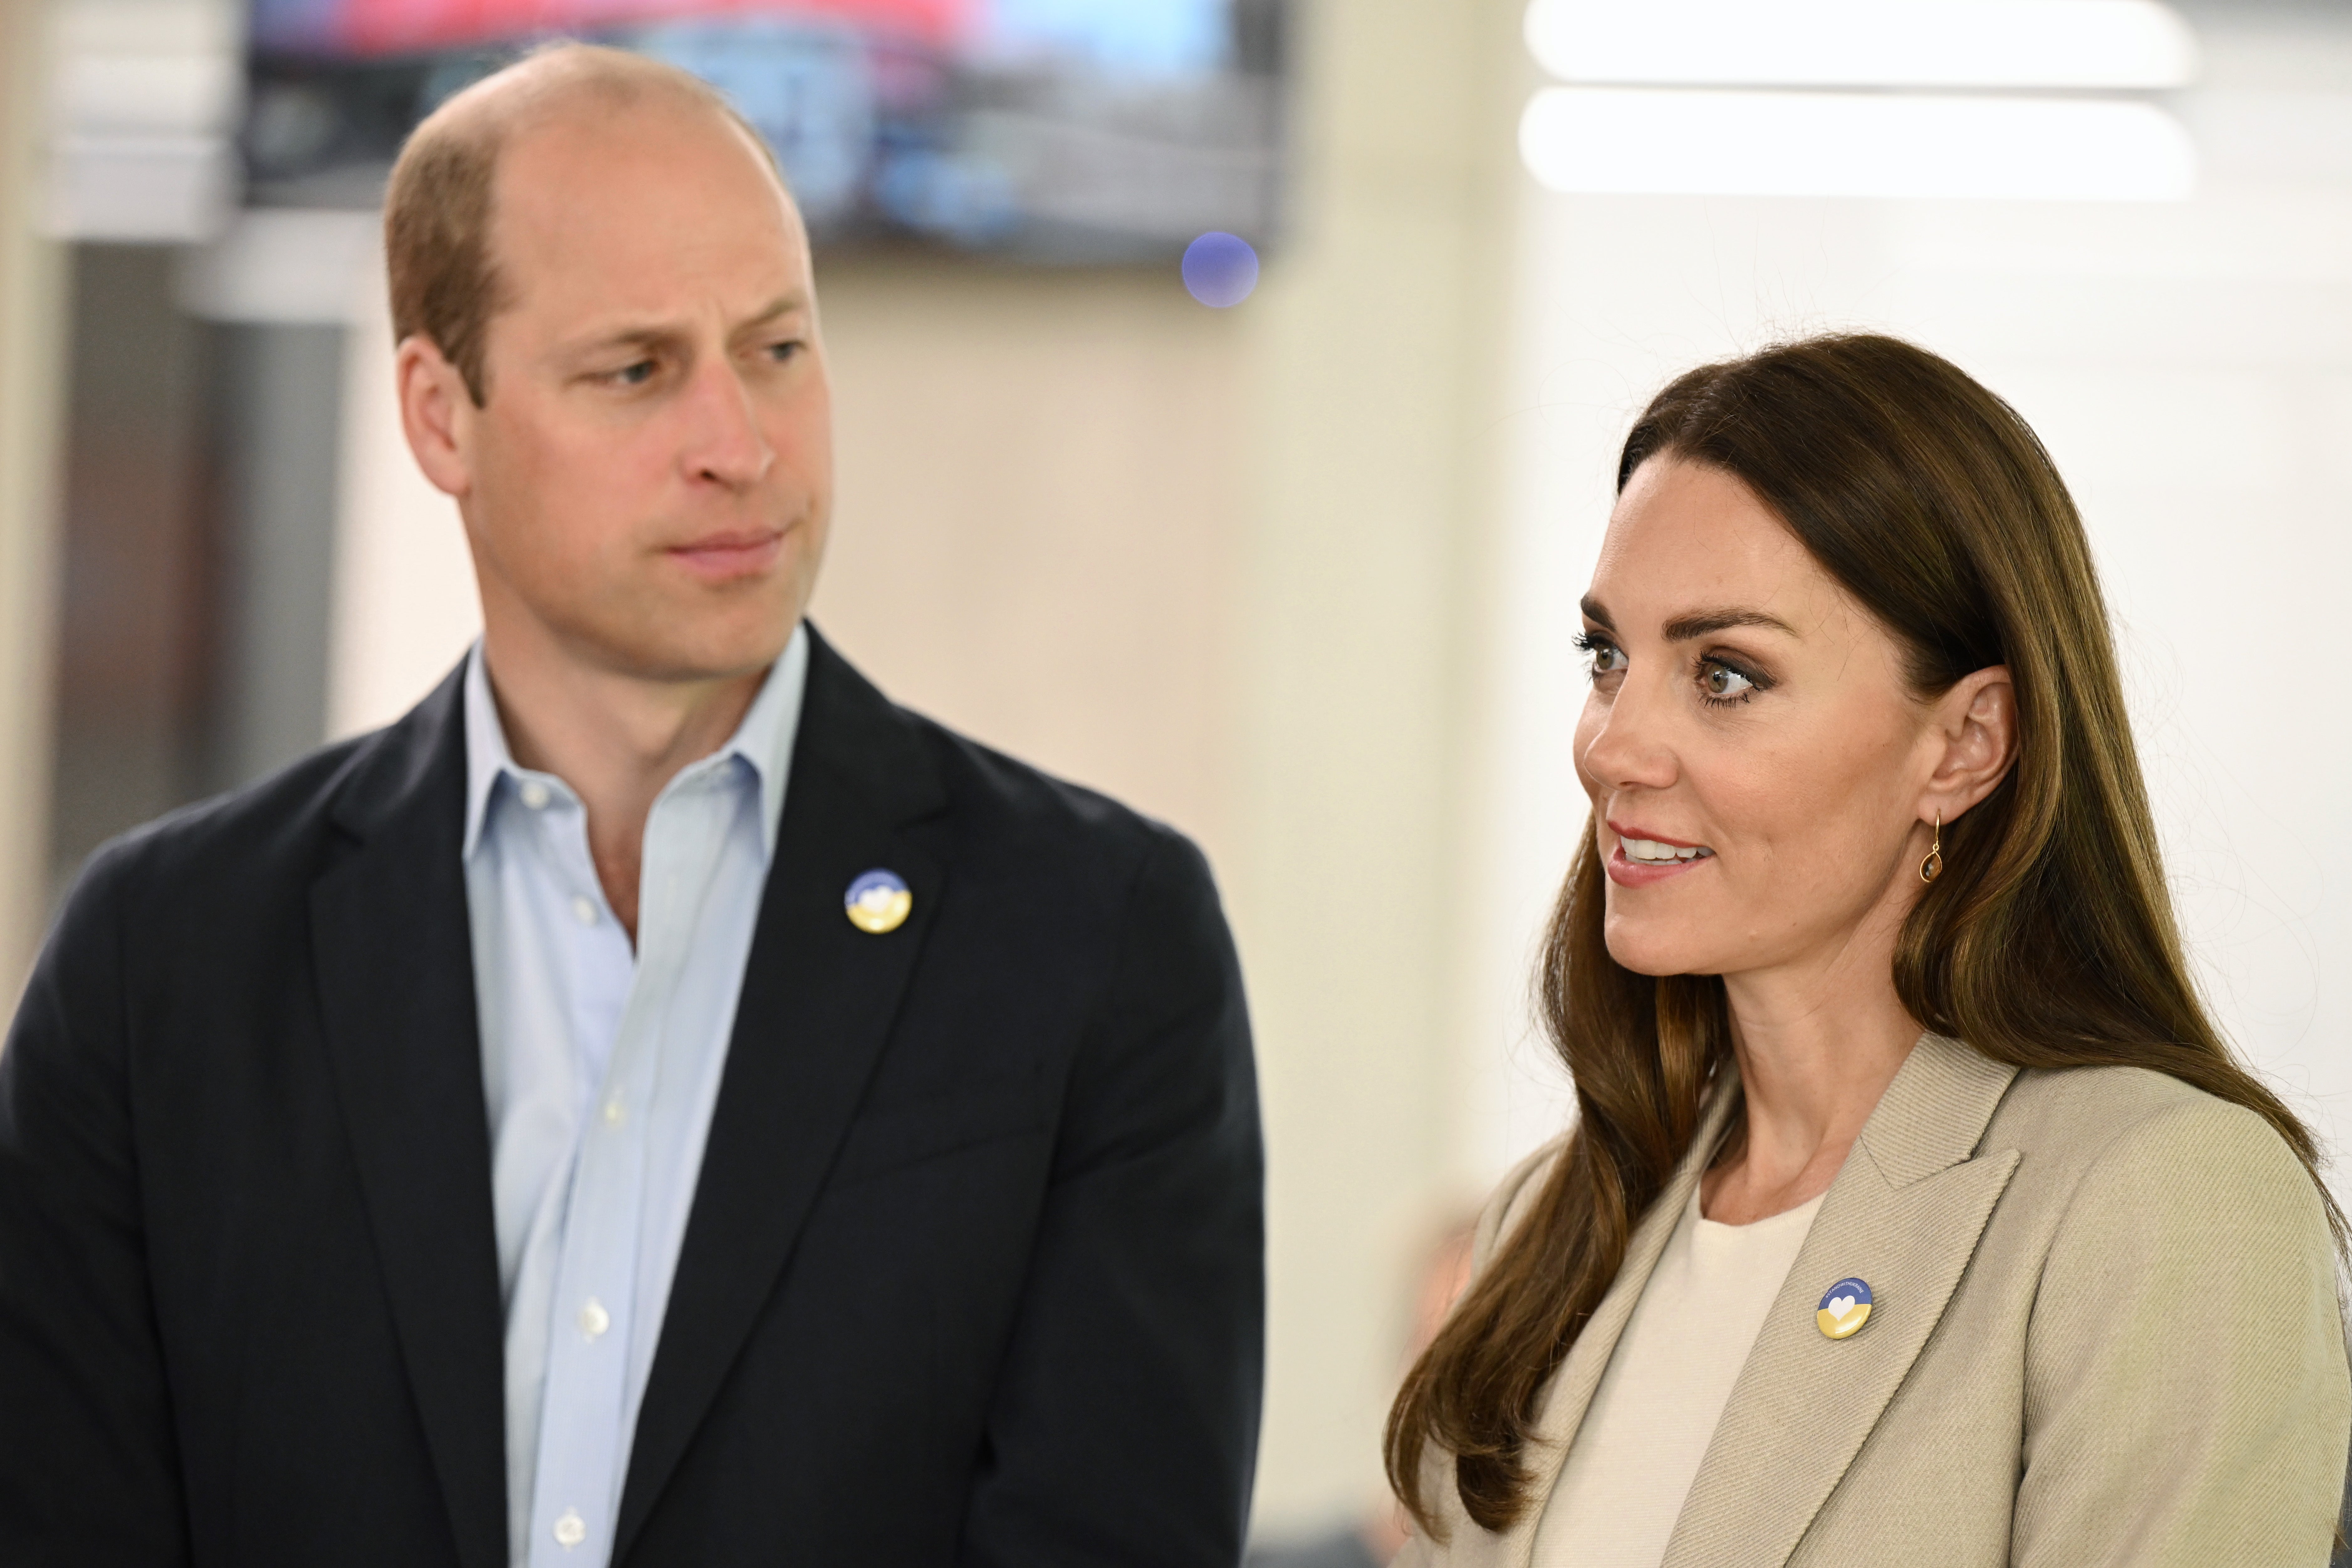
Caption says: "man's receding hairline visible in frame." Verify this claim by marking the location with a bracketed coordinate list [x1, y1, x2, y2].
[412, 44, 785, 206]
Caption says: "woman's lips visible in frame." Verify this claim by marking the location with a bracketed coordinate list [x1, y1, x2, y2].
[1603, 842, 1715, 888]
[666, 529, 785, 582]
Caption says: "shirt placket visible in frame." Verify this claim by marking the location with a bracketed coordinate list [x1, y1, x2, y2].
[524, 770, 722, 1568]
[526, 835, 657, 1566]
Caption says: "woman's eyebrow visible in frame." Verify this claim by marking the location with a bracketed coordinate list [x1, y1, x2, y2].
[1577, 595, 1615, 631]
[1661, 607, 1798, 641]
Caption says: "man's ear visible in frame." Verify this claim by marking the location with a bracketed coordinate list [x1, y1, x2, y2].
[395, 335, 477, 500]
[1923, 665, 2017, 825]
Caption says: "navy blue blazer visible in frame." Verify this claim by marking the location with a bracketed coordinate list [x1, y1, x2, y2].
[0, 626, 1264, 1567]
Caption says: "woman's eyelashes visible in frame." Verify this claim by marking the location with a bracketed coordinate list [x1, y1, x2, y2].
[1698, 654, 1772, 707]
[1573, 630, 1628, 678]
[1574, 631, 1775, 708]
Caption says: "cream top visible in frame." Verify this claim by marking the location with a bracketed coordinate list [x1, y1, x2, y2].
[1530, 1180, 1825, 1568]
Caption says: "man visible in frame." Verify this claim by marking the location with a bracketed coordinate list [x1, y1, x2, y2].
[0, 45, 1262, 1568]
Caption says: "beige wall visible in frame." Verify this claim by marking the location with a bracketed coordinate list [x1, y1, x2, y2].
[812, 261, 1250, 870]
[0, 0, 65, 993]
[1229, 0, 1525, 1533]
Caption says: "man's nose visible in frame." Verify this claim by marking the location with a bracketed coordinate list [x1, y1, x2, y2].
[680, 357, 774, 490]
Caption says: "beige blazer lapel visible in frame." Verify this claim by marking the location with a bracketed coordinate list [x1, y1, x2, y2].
[1661, 1034, 2022, 1568]
[1491, 1075, 1746, 1568]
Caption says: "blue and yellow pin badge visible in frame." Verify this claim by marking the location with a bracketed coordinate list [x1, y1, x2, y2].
[844, 869, 912, 935]
[1817, 1277, 1874, 1340]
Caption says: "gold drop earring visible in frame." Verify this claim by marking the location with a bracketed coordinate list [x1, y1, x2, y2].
[1919, 811, 1944, 884]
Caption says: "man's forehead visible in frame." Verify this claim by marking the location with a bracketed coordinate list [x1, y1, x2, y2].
[486, 105, 807, 283]
[494, 94, 793, 214]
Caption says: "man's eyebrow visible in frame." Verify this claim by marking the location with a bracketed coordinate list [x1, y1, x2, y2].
[1578, 596, 1615, 631]
[569, 322, 686, 358]
[568, 294, 810, 357]
[734, 293, 810, 332]
[1661, 607, 1798, 641]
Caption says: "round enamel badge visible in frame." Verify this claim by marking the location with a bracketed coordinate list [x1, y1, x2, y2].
[1817, 1277, 1874, 1340]
[844, 869, 912, 935]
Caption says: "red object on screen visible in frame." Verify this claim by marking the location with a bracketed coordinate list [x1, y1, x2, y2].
[337, 0, 978, 56]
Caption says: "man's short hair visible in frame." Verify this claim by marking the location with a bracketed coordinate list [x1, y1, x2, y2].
[383, 43, 784, 407]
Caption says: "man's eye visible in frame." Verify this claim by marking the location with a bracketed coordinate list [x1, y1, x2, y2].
[764, 340, 803, 363]
[608, 360, 657, 387]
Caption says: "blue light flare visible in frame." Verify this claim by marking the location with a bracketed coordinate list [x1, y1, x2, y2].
[1182, 232, 1259, 307]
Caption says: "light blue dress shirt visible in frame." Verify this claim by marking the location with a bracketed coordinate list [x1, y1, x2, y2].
[461, 626, 809, 1568]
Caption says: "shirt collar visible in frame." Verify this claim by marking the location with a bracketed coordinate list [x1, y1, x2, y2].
[461, 622, 811, 863]
[460, 647, 512, 862]
[728, 622, 810, 859]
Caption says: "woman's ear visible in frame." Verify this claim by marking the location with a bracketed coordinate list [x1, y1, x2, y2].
[1925, 666, 2016, 823]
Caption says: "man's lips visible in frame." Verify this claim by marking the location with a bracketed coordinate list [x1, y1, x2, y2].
[665, 529, 785, 582]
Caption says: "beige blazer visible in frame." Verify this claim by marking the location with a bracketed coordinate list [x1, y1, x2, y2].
[1399, 1034, 2351, 1567]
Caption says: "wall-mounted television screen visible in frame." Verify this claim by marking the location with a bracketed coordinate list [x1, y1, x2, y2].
[243, 0, 1284, 261]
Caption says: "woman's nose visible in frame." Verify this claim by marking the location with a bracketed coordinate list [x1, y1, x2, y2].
[1579, 675, 1679, 794]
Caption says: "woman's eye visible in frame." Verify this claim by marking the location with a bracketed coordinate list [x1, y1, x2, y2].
[1700, 660, 1756, 702]
[1580, 639, 1628, 677]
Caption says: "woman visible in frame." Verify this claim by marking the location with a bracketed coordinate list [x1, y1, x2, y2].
[1387, 334, 2350, 1566]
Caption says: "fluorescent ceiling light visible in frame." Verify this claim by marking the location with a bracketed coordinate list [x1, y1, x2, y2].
[1525, 0, 2199, 90]
[1519, 87, 2196, 201]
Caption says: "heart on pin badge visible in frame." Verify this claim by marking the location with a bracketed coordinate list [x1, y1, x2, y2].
[1816, 1276, 1874, 1340]
[844, 869, 913, 934]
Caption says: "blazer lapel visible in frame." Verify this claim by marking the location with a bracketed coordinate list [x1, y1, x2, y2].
[614, 629, 950, 1561]
[1499, 1076, 1746, 1568]
[309, 669, 509, 1568]
[1661, 1034, 2022, 1568]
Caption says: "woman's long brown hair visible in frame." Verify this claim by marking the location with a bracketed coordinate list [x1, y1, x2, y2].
[1384, 333, 2346, 1538]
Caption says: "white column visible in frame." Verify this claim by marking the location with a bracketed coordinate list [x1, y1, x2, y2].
[0, 0, 68, 993]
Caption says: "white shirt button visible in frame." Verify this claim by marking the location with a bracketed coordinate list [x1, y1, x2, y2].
[602, 1095, 625, 1127]
[518, 780, 550, 810]
[571, 895, 597, 926]
[579, 1297, 610, 1340]
[552, 1509, 586, 1548]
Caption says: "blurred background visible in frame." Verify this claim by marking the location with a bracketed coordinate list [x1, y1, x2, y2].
[0, 0, 2347, 1554]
